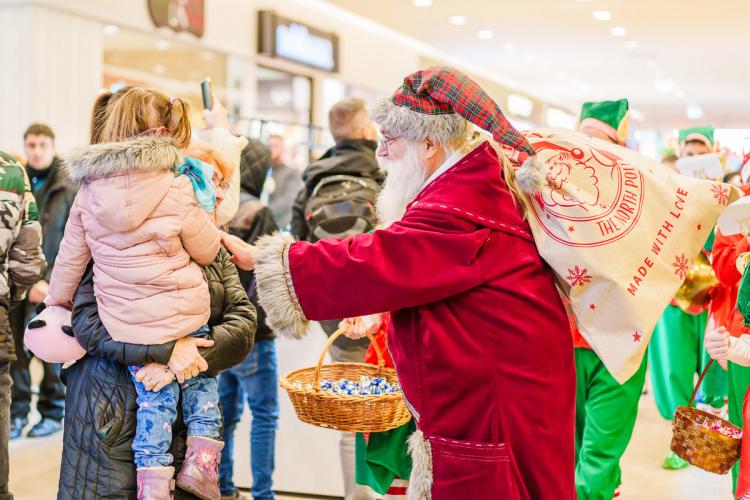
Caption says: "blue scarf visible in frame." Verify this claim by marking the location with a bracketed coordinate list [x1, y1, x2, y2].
[176, 157, 216, 214]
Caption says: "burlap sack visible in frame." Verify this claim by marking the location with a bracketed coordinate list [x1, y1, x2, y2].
[511, 128, 741, 383]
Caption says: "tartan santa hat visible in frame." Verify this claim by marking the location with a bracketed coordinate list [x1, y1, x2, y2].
[371, 66, 544, 192]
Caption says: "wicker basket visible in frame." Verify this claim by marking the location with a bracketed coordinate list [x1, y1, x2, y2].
[279, 328, 412, 433]
[670, 359, 742, 474]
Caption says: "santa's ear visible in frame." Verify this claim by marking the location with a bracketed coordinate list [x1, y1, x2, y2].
[422, 137, 441, 160]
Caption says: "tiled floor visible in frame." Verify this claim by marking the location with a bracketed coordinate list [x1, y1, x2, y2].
[8, 389, 734, 499]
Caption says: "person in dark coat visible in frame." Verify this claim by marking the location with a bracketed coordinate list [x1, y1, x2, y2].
[58, 249, 255, 499]
[10, 123, 76, 440]
[219, 139, 279, 500]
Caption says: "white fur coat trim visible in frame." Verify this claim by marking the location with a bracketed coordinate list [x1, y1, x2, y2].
[254, 232, 310, 339]
[407, 430, 433, 500]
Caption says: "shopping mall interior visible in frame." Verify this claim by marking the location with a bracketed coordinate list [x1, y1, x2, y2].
[2, 0, 750, 499]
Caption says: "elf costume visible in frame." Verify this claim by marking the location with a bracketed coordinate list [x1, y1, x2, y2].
[255, 67, 576, 499]
[571, 100, 646, 500]
[712, 184, 750, 491]
[578, 99, 629, 146]
[648, 126, 727, 469]
[354, 315, 415, 498]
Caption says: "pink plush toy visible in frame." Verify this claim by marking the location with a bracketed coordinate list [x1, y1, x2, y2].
[24, 304, 85, 364]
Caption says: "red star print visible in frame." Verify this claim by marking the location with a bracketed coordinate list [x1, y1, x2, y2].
[697, 224, 702, 231]
[589, 304, 596, 310]
[568, 225, 575, 233]
[632, 331, 642, 342]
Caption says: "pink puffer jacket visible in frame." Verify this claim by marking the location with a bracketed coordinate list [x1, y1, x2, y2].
[48, 137, 220, 345]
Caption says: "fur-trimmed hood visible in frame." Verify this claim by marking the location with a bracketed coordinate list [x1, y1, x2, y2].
[61, 136, 180, 186]
[61, 136, 183, 232]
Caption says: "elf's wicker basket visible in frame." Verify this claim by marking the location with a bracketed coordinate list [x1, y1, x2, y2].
[279, 328, 412, 433]
[671, 359, 742, 474]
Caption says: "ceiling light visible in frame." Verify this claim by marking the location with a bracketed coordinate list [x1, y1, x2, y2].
[625, 40, 639, 50]
[477, 30, 494, 40]
[686, 104, 703, 120]
[503, 42, 516, 51]
[610, 26, 627, 37]
[524, 53, 538, 63]
[630, 109, 646, 122]
[592, 10, 612, 21]
[103, 24, 119, 36]
[412, 0, 432, 7]
[153, 64, 166, 75]
[448, 15, 467, 26]
[156, 40, 170, 51]
[654, 77, 675, 93]
[556, 71, 569, 80]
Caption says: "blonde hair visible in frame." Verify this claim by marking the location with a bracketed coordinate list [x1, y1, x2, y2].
[184, 142, 233, 181]
[100, 87, 191, 149]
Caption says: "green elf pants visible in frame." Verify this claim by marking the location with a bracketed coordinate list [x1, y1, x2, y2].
[728, 361, 750, 491]
[575, 348, 647, 500]
[648, 305, 726, 420]
[355, 420, 416, 495]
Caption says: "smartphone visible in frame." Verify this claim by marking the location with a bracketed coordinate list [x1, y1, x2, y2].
[201, 78, 213, 110]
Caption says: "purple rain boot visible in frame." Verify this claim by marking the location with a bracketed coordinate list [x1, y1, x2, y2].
[137, 466, 175, 500]
[175, 436, 224, 500]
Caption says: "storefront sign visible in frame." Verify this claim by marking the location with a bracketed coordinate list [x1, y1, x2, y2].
[258, 11, 339, 72]
[148, 0, 205, 38]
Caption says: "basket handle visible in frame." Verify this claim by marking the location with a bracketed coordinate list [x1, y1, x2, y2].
[688, 359, 715, 408]
[313, 326, 386, 390]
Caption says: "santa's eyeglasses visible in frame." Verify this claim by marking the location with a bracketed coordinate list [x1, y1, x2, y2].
[378, 135, 402, 155]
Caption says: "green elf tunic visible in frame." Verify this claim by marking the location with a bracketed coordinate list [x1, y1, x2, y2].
[573, 99, 649, 499]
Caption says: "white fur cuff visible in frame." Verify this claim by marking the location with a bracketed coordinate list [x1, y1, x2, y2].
[407, 430, 433, 500]
[255, 233, 310, 339]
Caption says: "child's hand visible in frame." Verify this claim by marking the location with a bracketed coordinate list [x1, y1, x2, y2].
[339, 315, 383, 340]
[705, 326, 730, 362]
[169, 336, 213, 383]
[135, 363, 175, 392]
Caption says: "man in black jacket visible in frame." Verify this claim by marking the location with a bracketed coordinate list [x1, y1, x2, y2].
[290, 98, 384, 500]
[10, 124, 76, 439]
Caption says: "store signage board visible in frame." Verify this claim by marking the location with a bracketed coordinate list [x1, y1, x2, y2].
[148, 0, 205, 38]
[258, 11, 339, 73]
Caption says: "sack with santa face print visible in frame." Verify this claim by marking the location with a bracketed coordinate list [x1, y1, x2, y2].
[505, 127, 741, 383]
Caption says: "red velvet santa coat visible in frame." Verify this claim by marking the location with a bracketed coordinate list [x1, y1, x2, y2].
[259, 142, 575, 499]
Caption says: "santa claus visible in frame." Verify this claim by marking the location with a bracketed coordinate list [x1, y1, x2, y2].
[221, 67, 575, 499]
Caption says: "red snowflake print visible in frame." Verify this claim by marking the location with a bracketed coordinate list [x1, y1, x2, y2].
[566, 266, 592, 287]
[568, 225, 575, 233]
[711, 184, 730, 205]
[632, 331, 642, 342]
[589, 304, 596, 310]
[672, 253, 689, 280]
[697, 223, 702, 231]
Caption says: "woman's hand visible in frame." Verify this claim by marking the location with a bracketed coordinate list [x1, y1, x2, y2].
[135, 363, 175, 392]
[339, 315, 383, 340]
[168, 336, 214, 383]
[705, 325, 730, 363]
[221, 232, 256, 270]
[203, 99, 230, 131]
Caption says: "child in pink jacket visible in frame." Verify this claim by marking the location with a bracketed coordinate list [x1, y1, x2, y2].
[47, 88, 226, 500]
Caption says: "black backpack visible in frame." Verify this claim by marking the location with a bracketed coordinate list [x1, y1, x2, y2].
[304, 174, 380, 242]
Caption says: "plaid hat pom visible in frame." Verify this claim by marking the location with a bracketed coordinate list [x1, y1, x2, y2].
[516, 154, 546, 193]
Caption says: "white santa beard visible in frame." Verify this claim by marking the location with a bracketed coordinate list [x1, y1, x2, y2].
[376, 144, 428, 227]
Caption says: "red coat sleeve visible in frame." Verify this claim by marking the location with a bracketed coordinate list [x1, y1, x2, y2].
[288, 210, 492, 321]
[712, 229, 749, 288]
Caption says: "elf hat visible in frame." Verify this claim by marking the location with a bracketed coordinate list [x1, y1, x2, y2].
[577, 99, 629, 145]
[679, 125, 716, 150]
[371, 66, 544, 193]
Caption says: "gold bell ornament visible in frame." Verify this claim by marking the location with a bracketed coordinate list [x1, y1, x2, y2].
[674, 252, 719, 315]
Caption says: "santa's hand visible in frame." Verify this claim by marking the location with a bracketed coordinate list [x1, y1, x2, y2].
[221, 232, 256, 271]
[705, 326, 730, 362]
[339, 315, 382, 340]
